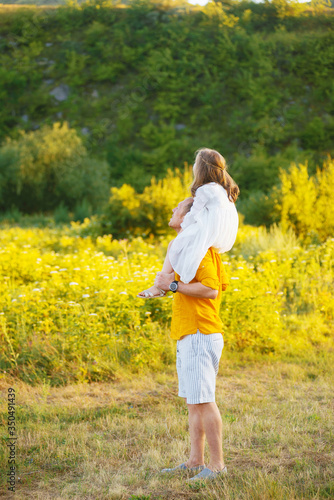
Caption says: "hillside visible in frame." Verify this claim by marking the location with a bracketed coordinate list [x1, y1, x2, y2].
[0, 0, 333, 211]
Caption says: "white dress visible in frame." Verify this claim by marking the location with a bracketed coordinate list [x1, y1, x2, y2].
[169, 182, 239, 284]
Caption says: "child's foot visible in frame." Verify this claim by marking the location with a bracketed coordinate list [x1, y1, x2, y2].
[137, 285, 166, 298]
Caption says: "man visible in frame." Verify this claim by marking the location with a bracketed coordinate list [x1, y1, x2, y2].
[155, 197, 229, 482]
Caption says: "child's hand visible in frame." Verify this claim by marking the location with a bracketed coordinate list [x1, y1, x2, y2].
[154, 272, 175, 291]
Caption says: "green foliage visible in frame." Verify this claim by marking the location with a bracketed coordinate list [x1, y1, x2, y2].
[0, 145, 20, 204]
[0, 122, 110, 213]
[54, 201, 70, 224]
[0, 206, 22, 224]
[73, 198, 93, 222]
[236, 190, 277, 227]
[0, 0, 333, 206]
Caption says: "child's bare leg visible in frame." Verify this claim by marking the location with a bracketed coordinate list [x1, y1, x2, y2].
[138, 239, 175, 298]
[161, 239, 174, 273]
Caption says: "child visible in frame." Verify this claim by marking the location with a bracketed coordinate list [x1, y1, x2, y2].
[138, 148, 239, 298]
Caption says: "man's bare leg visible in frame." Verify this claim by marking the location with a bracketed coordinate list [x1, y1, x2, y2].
[199, 402, 225, 471]
[185, 402, 224, 471]
[184, 403, 205, 468]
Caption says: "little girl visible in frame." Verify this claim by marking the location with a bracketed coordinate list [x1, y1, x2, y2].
[138, 147, 239, 298]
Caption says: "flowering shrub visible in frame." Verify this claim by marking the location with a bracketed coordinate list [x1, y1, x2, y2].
[0, 224, 333, 385]
[274, 156, 334, 242]
[101, 166, 193, 238]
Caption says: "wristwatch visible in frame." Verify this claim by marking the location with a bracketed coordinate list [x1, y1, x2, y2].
[169, 280, 179, 293]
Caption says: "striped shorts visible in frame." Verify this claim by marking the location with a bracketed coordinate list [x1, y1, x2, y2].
[176, 329, 224, 405]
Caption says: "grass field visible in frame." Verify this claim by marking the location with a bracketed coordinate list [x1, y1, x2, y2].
[1, 354, 333, 499]
[0, 222, 333, 498]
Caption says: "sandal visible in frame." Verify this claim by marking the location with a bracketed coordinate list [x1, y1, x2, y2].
[160, 463, 205, 475]
[137, 285, 166, 299]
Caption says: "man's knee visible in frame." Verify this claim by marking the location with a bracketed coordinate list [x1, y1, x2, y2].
[187, 402, 215, 412]
[187, 402, 206, 412]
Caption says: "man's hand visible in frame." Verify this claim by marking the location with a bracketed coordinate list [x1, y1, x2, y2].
[155, 271, 218, 299]
[154, 272, 175, 292]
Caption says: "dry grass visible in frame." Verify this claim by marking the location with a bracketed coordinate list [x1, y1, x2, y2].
[0, 355, 333, 499]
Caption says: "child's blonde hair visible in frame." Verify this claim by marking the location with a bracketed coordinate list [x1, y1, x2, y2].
[191, 148, 239, 203]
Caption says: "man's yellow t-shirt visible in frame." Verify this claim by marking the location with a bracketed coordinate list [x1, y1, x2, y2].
[170, 248, 229, 340]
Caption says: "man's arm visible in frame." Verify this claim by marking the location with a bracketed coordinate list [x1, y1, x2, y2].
[177, 281, 218, 299]
[154, 272, 218, 300]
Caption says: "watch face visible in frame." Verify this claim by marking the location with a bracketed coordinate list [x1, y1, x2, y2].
[170, 282, 177, 292]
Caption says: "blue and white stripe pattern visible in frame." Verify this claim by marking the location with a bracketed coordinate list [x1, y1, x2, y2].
[176, 329, 224, 404]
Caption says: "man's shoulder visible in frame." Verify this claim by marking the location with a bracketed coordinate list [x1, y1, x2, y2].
[199, 247, 218, 266]
[196, 248, 228, 287]
[196, 248, 221, 276]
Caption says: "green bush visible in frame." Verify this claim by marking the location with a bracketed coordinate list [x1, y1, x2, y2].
[0, 206, 22, 224]
[72, 198, 93, 222]
[54, 201, 70, 224]
[236, 190, 277, 227]
[0, 122, 110, 213]
[0, 0, 333, 199]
